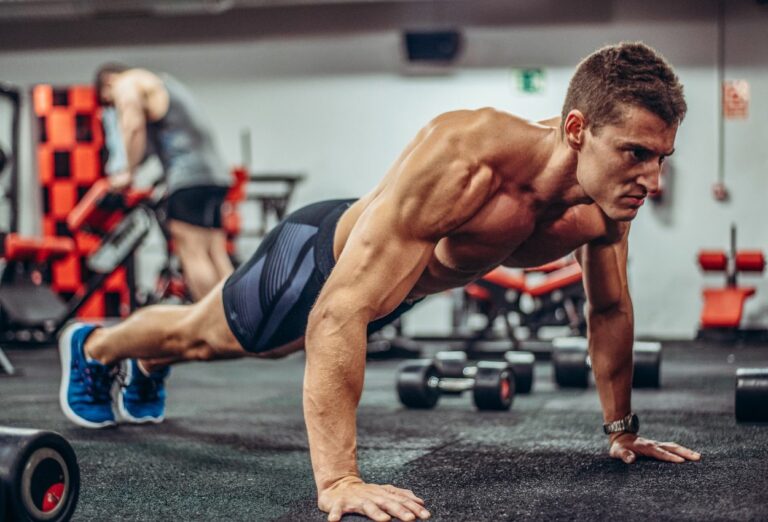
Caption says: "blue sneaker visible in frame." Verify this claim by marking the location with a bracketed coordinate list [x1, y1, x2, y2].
[117, 359, 169, 424]
[58, 323, 118, 428]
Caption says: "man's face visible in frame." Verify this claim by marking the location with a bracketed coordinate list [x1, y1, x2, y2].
[575, 106, 677, 221]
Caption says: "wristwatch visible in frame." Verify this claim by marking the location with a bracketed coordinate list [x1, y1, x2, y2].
[602, 412, 639, 435]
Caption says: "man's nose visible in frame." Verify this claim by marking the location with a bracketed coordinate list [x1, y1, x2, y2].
[638, 166, 661, 195]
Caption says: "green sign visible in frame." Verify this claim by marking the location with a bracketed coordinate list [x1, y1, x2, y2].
[517, 68, 545, 94]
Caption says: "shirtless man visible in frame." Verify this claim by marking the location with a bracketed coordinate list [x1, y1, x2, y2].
[95, 65, 234, 302]
[61, 42, 700, 521]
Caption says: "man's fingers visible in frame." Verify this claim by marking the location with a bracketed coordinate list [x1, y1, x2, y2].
[327, 502, 343, 522]
[646, 445, 685, 463]
[659, 442, 701, 461]
[374, 491, 431, 522]
[611, 445, 636, 464]
[362, 500, 391, 522]
[398, 499, 431, 520]
[384, 486, 426, 506]
[380, 494, 430, 520]
[615, 449, 635, 464]
[379, 499, 419, 521]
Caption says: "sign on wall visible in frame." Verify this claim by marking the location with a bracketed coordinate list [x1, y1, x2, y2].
[723, 80, 750, 119]
[514, 68, 546, 94]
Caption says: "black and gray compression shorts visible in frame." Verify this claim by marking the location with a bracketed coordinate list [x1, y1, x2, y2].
[222, 199, 420, 353]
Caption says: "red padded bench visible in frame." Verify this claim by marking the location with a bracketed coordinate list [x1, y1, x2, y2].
[526, 263, 583, 297]
[697, 249, 764, 330]
[465, 261, 583, 302]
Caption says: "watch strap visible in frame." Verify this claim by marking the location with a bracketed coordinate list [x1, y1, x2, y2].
[603, 412, 638, 435]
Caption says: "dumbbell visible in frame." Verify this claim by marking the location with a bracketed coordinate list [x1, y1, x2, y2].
[0, 427, 80, 522]
[463, 340, 535, 394]
[551, 338, 592, 388]
[735, 368, 768, 423]
[503, 351, 535, 394]
[632, 342, 662, 388]
[438, 350, 535, 395]
[397, 352, 515, 411]
[551, 338, 662, 389]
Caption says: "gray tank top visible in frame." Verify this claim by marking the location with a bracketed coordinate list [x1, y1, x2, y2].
[146, 74, 231, 192]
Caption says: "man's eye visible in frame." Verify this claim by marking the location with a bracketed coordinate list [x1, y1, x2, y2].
[630, 149, 651, 162]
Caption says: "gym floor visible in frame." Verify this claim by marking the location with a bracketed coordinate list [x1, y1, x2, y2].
[1, 341, 767, 521]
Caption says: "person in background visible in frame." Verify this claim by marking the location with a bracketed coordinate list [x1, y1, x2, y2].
[96, 64, 234, 302]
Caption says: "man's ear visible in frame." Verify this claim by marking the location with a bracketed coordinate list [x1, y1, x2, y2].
[564, 110, 586, 151]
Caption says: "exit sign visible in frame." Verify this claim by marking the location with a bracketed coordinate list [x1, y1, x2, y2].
[516, 68, 545, 94]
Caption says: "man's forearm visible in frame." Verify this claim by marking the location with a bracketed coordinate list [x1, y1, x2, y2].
[303, 313, 368, 492]
[588, 304, 634, 423]
[123, 125, 146, 173]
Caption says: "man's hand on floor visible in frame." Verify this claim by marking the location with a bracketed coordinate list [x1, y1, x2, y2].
[319, 476, 430, 522]
[610, 433, 701, 464]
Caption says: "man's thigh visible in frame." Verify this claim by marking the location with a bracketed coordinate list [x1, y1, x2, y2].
[168, 219, 211, 253]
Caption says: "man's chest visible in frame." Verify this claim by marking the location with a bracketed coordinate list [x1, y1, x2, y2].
[435, 203, 609, 273]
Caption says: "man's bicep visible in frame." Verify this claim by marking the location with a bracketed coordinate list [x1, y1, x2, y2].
[317, 202, 434, 323]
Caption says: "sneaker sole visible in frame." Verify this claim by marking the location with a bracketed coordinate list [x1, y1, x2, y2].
[116, 359, 165, 425]
[58, 322, 117, 429]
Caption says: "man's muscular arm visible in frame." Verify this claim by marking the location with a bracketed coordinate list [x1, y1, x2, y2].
[579, 224, 634, 424]
[111, 78, 147, 188]
[578, 225, 700, 464]
[304, 113, 497, 522]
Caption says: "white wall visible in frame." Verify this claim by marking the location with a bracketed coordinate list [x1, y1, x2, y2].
[1, 0, 766, 338]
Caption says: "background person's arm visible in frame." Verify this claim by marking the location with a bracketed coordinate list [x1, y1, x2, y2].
[111, 79, 147, 188]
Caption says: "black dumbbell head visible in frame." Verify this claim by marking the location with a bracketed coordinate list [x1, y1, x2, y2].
[434, 351, 468, 378]
[397, 360, 441, 409]
[504, 351, 534, 394]
[473, 362, 515, 411]
[735, 368, 768, 423]
[632, 342, 662, 388]
[552, 339, 590, 388]
[0, 427, 80, 522]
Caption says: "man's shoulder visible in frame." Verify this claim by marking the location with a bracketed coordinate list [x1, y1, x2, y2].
[430, 107, 536, 130]
[115, 69, 161, 95]
[428, 108, 551, 159]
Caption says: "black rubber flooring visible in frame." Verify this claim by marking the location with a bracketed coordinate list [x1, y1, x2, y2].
[1, 341, 767, 521]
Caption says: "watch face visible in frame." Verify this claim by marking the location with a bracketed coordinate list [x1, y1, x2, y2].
[629, 414, 640, 432]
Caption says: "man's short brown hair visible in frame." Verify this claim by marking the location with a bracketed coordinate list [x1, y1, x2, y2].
[94, 63, 129, 105]
[561, 42, 687, 133]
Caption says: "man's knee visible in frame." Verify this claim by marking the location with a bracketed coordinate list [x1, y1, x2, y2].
[180, 281, 246, 357]
[183, 345, 217, 362]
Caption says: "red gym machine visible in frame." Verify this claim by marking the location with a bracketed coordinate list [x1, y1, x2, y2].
[697, 224, 766, 340]
[461, 258, 587, 345]
[0, 86, 146, 361]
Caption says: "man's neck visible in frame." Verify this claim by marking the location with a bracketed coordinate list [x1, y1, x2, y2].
[523, 129, 590, 213]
